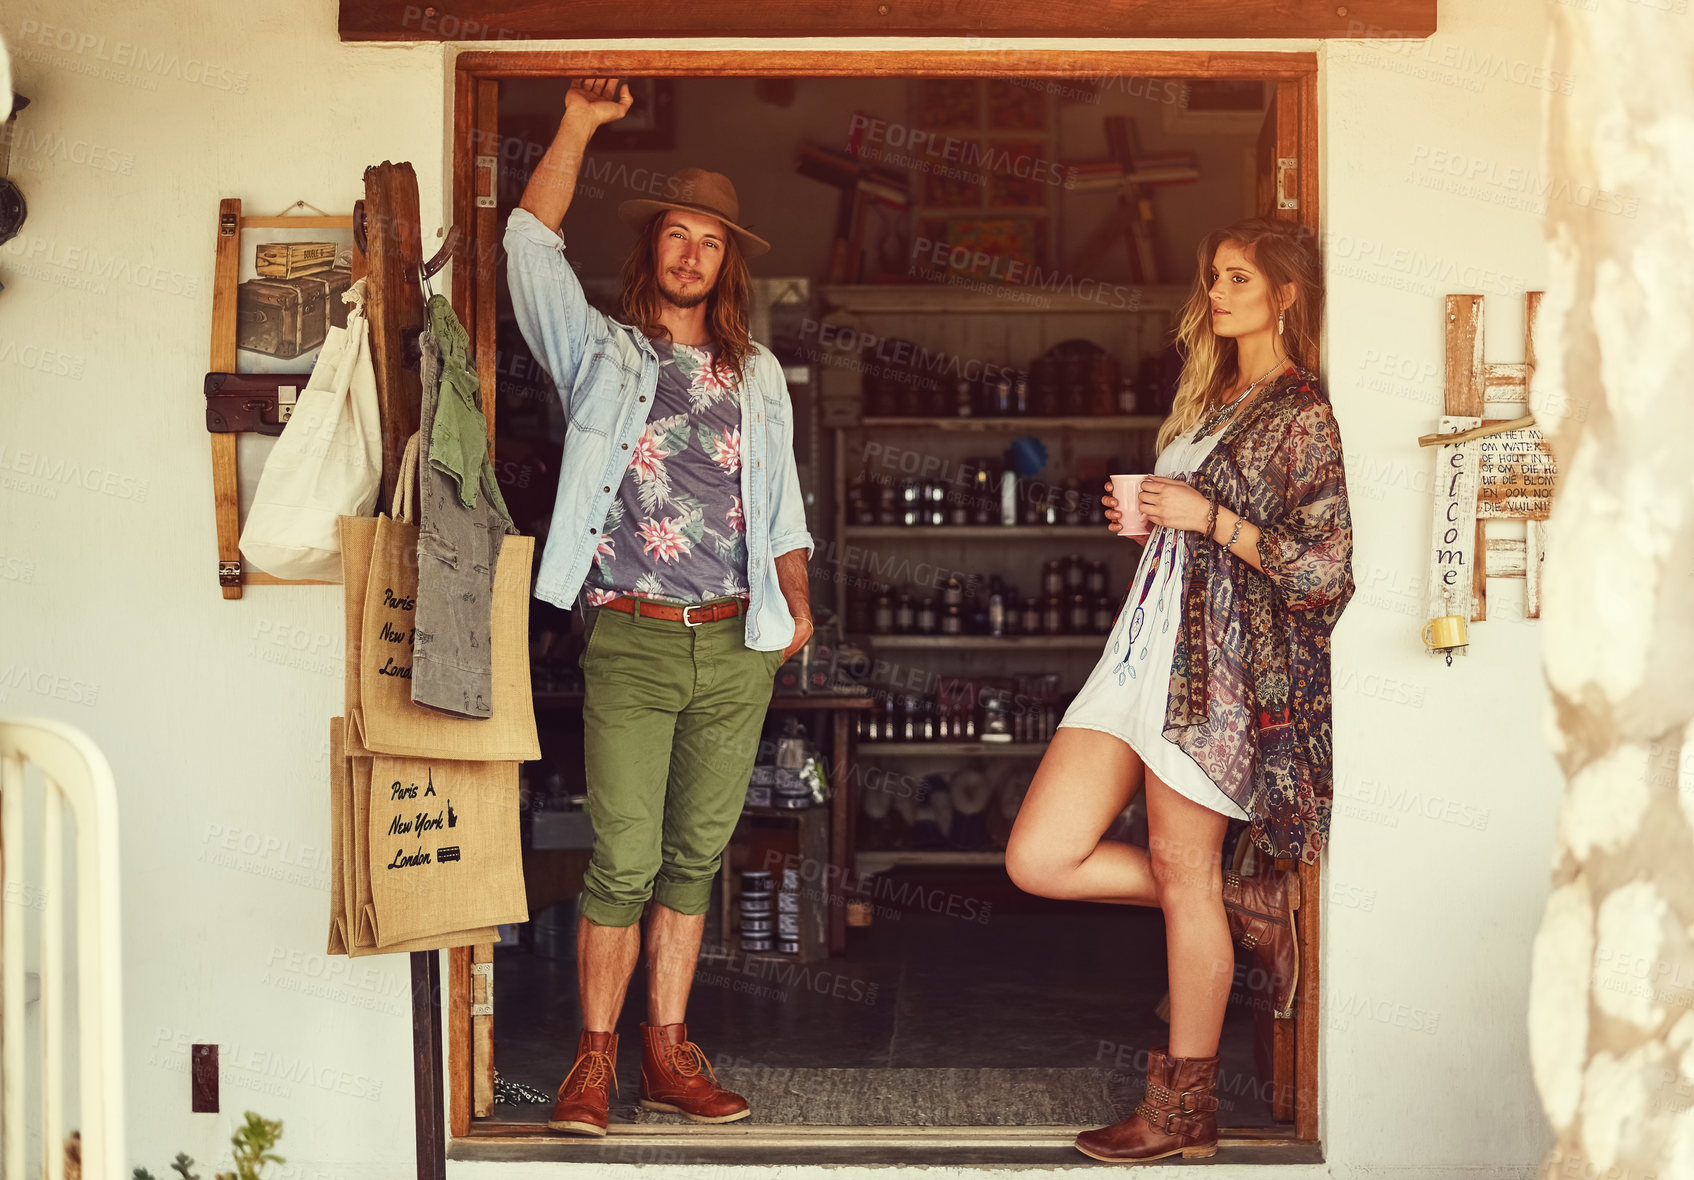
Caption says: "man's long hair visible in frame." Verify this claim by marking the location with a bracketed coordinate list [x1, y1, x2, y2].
[617, 212, 754, 384]
[1157, 218, 1323, 453]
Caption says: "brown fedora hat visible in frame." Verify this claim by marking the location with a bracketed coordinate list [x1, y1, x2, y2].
[617, 166, 771, 258]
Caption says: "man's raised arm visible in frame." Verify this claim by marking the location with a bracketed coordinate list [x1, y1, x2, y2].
[519, 77, 632, 233]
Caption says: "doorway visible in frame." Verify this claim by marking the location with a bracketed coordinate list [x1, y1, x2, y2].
[447, 50, 1321, 1163]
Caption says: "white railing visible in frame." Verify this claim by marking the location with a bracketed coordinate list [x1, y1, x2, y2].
[1, 717, 124, 1180]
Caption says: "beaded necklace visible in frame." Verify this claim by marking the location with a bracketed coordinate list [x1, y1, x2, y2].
[1196, 357, 1294, 437]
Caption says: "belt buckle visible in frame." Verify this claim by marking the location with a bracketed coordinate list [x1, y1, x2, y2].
[682, 602, 710, 628]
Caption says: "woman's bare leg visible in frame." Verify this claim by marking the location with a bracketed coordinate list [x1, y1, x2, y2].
[1143, 768, 1232, 1058]
[1005, 727, 1159, 906]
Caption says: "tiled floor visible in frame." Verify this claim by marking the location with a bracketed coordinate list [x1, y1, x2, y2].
[491, 897, 1281, 1128]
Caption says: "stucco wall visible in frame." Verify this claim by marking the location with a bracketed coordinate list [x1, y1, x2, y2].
[0, 1, 1561, 1176]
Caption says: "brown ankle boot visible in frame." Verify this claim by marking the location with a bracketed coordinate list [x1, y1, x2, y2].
[547, 1030, 618, 1136]
[637, 1022, 750, 1124]
[1222, 867, 1301, 1019]
[1075, 1047, 1220, 1162]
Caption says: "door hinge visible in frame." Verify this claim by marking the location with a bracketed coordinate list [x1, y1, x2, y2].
[1277, 158, 1299, 211]
[471, 959, 493, 1016]
[475, 156, 497, 209]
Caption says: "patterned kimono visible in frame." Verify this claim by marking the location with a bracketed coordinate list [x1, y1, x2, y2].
[1165, 367, 1354, 864]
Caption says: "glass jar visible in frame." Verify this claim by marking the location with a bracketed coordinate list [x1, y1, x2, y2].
[1069, 592, 1090, 633]
[876, 479, 898, 525]
[1042, 596, 1065, 635]
[1093, 596, 1116, 633]
[1042, 559, 1065, 597]
[1020, 596, 1042, 635]
[894, 593, 915, 634]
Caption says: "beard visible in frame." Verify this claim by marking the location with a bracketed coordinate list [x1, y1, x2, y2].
[659, 270, 712, 310]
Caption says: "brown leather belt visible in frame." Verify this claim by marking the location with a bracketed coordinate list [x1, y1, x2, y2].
[599, 595, 746, 627]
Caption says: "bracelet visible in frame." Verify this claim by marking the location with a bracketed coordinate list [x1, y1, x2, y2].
[1203, 498, 1219, 540]
[1223, 513, 1246, 550]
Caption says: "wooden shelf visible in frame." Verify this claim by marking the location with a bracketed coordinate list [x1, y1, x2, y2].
[854, 849, 1007, 874]
[818, 283, 1188, 315]
[855, 415, 1163, 431]
[861, 634, 1106, 650]
[857, 742, 1049, 757]
[844, 525, 1130, 540]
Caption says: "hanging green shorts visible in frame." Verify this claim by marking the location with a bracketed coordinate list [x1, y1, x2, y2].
[578, 599, 783, 927]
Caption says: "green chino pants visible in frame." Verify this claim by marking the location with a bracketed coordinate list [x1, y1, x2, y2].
[577, 599, 783, 927]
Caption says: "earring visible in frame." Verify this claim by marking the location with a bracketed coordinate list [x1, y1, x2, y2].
[1277, 311, 1285, 335]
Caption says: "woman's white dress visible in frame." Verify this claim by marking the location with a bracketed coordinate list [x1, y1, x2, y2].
[1058, 424, 1249, 820]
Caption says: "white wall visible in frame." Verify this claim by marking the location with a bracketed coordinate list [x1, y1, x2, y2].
[0, 2, 1561, 1177]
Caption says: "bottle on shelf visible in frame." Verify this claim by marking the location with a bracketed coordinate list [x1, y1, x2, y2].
[971, 460, 997, 526]
[1020, 596, 1041, 635]
[894, 591, 915, 634]
[900, 478, 921, 527]
[987, 579, 1006, 637]
[916, 597, 938, 635]
[873, 591, 894, 635]
[1042, 559, 1065, 598]
[1085, 559, 1107, 596]
[999, 469, 1019, 527]
[1068, 592, 1090, 634]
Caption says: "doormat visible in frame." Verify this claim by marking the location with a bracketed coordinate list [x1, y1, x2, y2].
[627, 1066, 1130, 1126]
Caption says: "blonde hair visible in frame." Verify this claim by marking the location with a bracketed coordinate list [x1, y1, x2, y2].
[1156, 218, 1323, 453]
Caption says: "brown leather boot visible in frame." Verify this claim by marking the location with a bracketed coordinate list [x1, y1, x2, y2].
[1222, 867, 1301, 1019]
[637, 1022, 750, 1124]
[1074, 1047, 1220, 1162]
[547, 1030, 618, 1136]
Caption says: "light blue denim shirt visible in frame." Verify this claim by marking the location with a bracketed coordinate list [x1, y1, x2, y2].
[504, 207, 814, 652]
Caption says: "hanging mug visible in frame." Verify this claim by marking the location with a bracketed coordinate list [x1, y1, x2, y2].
[1422, 614, 1468, 650]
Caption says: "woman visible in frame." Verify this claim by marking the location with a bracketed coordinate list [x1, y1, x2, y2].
[1005, 217, 1353, 1164]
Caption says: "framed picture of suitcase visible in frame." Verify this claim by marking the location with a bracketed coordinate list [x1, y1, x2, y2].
[234, 221, 357, 374]
[205, 201, 357, 596]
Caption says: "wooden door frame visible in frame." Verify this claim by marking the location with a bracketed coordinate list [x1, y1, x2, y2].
[446, 46, 1321, 1155]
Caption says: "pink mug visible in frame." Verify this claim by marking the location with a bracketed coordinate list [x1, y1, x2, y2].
[1109, 474, 1155, 538]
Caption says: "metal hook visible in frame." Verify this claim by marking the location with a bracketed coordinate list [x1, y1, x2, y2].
[417, 225, 462, 307]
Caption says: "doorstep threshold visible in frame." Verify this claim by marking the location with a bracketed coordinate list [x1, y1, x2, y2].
[450, 1123, 1324, 1169]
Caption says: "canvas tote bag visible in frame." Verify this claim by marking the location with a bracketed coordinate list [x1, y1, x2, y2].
[344, 433, 540, 761]
[363, 752, 528, 947]
[240, 278, 383, 580]
[328, 717, 499, 956]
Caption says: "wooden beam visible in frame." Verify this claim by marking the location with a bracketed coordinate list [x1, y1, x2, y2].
[362, 163, 428, 512]
[455, 48, 1319, 80]
[475, 78, 500, 453]
[209, 199, 244, 599]
[411, 951, 446, 1180]
[1294, 856, 1320, 1141]
[348, 1, 1433, 41]
[447, 946, 472, 1137]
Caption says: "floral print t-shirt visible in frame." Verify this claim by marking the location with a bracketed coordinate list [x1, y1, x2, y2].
[585, 337, 750, 607]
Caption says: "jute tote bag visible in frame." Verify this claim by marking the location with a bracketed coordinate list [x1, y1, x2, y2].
[363, 753, 528, 947]
[328, 717, 498, 956]
[343, 434, 540, 762]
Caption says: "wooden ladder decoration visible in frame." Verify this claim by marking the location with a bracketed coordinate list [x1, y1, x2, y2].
[1423, 291, 1551, 624]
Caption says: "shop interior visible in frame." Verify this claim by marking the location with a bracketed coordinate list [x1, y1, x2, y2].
[484, 73, 1296, 1131]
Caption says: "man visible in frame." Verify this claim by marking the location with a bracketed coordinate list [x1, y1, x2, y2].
[505, 77, 814, 1136]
